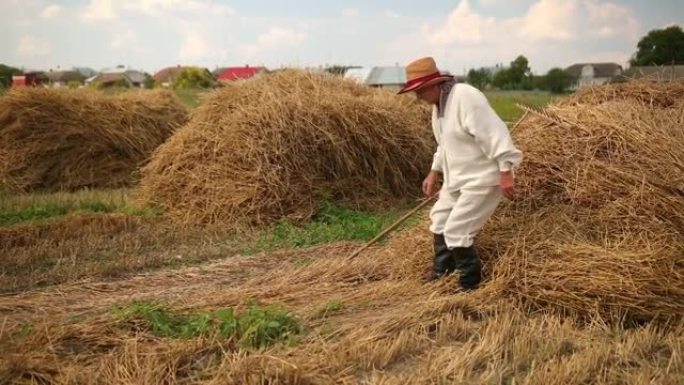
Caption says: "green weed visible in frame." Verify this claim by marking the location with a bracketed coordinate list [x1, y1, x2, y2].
[0, 189, 159, 226]
[485, 91, 559, 124]
[112, 300, 302, 348]
[245, 202, 405, 254]
[319, 300, 346, 317]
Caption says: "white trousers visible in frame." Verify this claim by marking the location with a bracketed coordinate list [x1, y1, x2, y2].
[429, 186, 502, 248]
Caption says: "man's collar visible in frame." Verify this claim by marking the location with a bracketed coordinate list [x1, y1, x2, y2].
[437, 79, 457, 117]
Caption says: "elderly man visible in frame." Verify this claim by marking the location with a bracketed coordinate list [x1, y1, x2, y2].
[399, 57, 522, 290]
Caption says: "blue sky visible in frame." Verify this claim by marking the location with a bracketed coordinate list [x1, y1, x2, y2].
[2, 0, 682, 75]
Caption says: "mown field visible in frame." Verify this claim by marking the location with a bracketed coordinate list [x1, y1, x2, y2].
[4, 81, 682, 385]
[0, 89, 551, 293]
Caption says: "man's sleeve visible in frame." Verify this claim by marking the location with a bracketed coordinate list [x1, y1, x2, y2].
[430, 145, 443, 172]
[459, 87, 523, 171]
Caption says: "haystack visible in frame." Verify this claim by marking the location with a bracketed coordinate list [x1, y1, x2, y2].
[476, 80, 684, 320]
[139, 70, 432, 227]
[0, 88, 188, 192]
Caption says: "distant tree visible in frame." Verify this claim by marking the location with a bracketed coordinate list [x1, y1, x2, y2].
[492, 68, 513, 89]
[509, 55, 532, 85]
[466, 68, 490, 90]
[143, 73, 155, 89]
[0, 64, 22, 88]
[173, 68, 214, 89]
[325, 65, 356, 76]
[544, 68, 572, 94]
[631, 26, 684, 66]
[490, 55, 533, 90]
[532, 74, 548, 91]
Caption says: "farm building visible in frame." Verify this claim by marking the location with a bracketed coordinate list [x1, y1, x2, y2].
[344, 67, 373, 83]
[44, 70, 86, 88]
[11, 71, 46, 88]
[366, 66, 407, 90]
[74, 67, 97, 78]
[623, 65, 684, 81]
[87, 66, 147, 88]
[215, 66, 265, 82]
[565, 62, 623, 90]
[344, 65, 408, 90]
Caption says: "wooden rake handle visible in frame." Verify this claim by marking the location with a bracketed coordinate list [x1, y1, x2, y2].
[345, 195, 437, 260]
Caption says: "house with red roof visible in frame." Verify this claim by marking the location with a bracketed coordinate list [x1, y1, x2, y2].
[215, 66, 265, 83]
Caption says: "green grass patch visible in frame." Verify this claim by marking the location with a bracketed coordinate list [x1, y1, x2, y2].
[0, 204, 70, 225]
[244, 202, 408, 254]
[0, 188, 159, 226]
[113, 300, 302, 348]
[174, 88, 208, 109]
[319, 300, 346, 317]
[485, 91, 561, 124]
[97, 87, 206, 109]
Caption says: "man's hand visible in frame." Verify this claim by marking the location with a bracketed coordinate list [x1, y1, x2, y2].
[500, 171, 515, 200]
[422, 170, 442, 197]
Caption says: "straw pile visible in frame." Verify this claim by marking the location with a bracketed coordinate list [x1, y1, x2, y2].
[139, 70, 432, 227]
[0, 88, 188, 192]
[558, 79, 684, 107]
[475, 80, 684, 320]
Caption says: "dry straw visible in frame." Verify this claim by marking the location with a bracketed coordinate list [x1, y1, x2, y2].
[139, 70, 433, 228]
[476, 79, 684, 320]
[2, 79, 683, 384]
[0, 88, 188, 192]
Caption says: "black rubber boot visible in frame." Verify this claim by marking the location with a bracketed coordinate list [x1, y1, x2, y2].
[426, 233, 456, 281]
[451, 246, 482, 290]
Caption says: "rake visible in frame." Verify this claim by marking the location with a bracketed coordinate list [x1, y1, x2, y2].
[345, 195, 437, 260]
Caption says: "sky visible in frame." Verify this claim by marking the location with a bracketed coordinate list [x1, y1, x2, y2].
[1, 0, 683, 75]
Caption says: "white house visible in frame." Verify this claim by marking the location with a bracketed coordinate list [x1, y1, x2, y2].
[345, 66, 407, 91]
[86, 66, 147, 88]
[565, 63, 623, 90]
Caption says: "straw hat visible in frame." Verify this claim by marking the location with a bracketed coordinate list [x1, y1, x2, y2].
[398, 57, 453, 94]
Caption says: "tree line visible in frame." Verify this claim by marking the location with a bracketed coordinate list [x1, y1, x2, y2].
[467, 56, 573, 94]
[466, 25, 684, 94]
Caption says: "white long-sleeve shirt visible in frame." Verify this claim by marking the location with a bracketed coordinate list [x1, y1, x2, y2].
[431, 83, 522, 191]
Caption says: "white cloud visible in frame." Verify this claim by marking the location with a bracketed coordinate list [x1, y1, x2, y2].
[121, 0, 234, 17]
[81, 0, 233, 22]
[241, 27, 306, 58]
[111, 30, 137, 48]
[518, 0, 640, 41]
[383, 10, 402, 19]
[392, 0, 642, 73]
[427, 0, 498, 45]
[17, 36, 51, 57]
[3, 0, 653, 75]
[342, 8, 359, 17]
[584, 0, 640, 39]
[40, 4, 61, 19]
[259, 27, 306, 47]
[426, 0, 639, 46]
[179, 32, 211, 60]
[81, 0, 116, 21]
[520, 0, 579, 41]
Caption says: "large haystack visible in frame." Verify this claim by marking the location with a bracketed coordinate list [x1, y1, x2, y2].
[477, 80, 684, 320]
[0, 88, 188, 192]
[139, 70, 432, 227]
